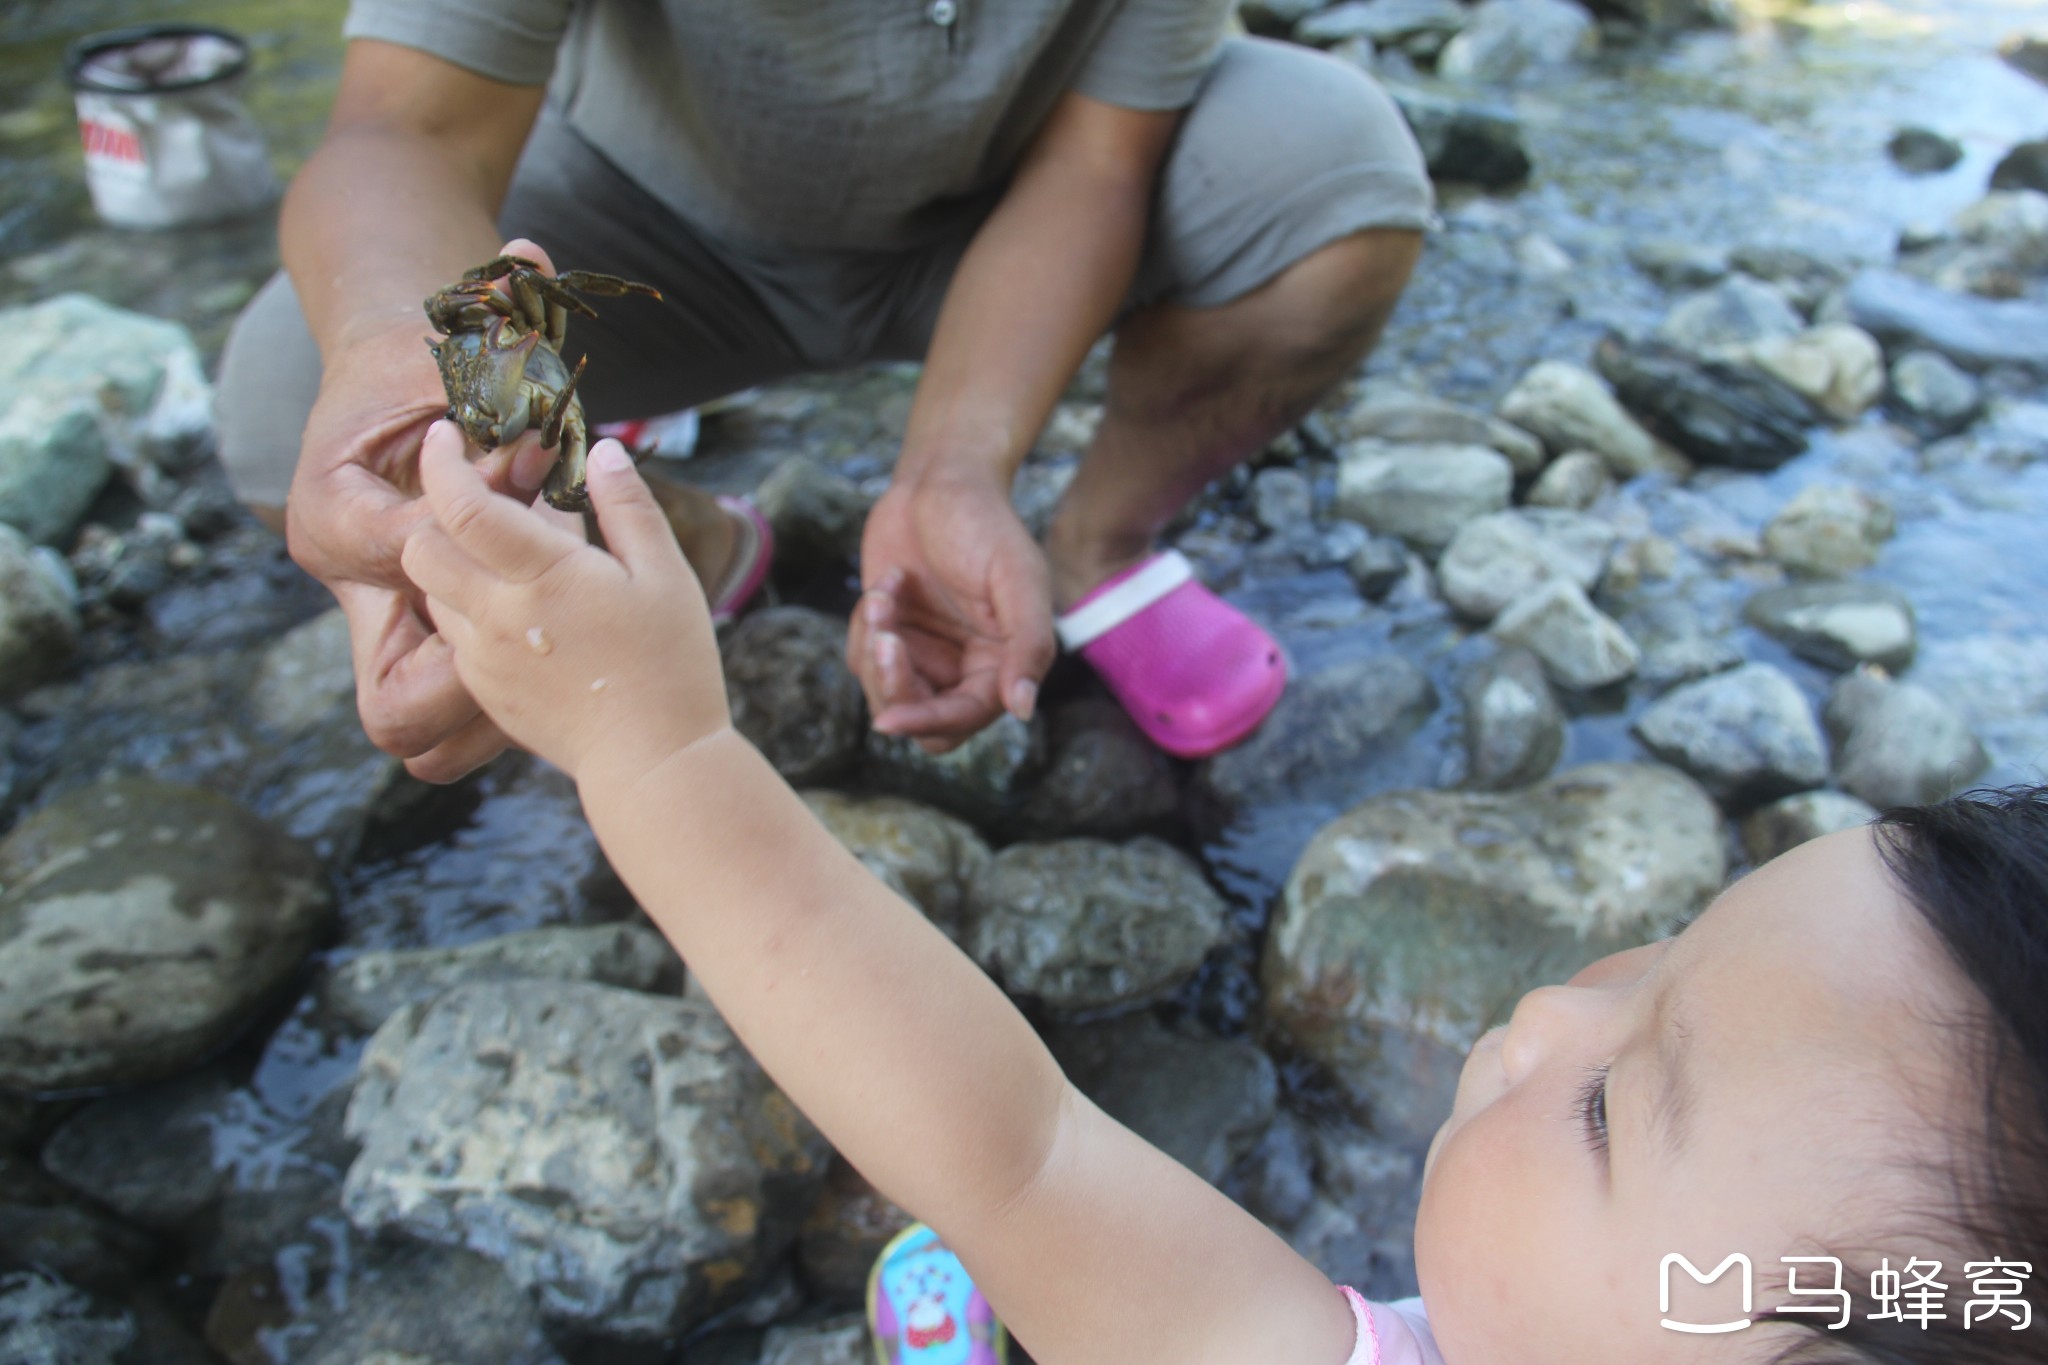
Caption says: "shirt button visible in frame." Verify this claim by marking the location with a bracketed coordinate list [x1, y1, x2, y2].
[927, 0, 958, 25]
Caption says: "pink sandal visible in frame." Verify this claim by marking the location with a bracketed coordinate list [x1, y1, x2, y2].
[1054, 550, 1287, 759]
[708, 495, 774, 625]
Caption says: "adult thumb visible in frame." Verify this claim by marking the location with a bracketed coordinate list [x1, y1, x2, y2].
[585, 440, 679, 575]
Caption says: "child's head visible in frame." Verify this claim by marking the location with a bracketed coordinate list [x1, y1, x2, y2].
[1412, 786, 2048, 1364]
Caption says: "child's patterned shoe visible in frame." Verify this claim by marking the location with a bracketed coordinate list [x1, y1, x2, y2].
[866, 1223, 1008, 1365]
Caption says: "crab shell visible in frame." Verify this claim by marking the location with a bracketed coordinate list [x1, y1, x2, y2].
[427, 322, 592, 512]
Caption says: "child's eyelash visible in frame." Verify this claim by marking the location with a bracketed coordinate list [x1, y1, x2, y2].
[1576, 1064, 1612, 1154]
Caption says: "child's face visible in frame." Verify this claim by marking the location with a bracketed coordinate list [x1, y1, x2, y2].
[1414, 828, 1974, 1364]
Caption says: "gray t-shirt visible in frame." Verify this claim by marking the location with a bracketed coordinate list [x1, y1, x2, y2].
[344, 0, 1235, 251]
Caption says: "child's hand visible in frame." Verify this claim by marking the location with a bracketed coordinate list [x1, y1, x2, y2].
[400, 421, 731, 789]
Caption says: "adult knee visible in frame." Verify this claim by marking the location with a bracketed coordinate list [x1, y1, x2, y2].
[215, 272, 322, 521]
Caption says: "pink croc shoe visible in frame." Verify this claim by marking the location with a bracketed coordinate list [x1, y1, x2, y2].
[1054, 550, 1287, 759]
[707, 495, 774, 625]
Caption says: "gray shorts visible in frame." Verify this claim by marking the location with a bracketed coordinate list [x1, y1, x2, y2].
[217, 37, 1433, 506]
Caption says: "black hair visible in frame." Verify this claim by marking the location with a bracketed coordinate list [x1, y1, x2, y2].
[1770, 785, 2048, 1364]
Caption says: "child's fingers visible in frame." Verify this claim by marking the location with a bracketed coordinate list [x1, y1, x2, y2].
[401, 520, 491, 622]
[418, 421, 583, 582]
[583, 440, 687, 577]
[418, 591, 477, 654]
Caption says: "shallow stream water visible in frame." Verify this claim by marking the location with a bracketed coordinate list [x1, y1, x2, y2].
[4, 0, 2047, 1354]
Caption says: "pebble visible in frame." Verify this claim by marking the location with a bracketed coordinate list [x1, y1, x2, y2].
[1824, 668, 1990, 807]
[1740, 789, 1878, 865]
[1523, 449, 1612, 509]
[1887, 126, 1964, 174]
[1490, 580, 1641, 688]
[1744, 580, 1916, 673]
[1631, 662, 1829, 808]
[1335, 440, 1514, 552]
[1459, 646, 1565, 790]
[1761, 484, 1895, 578]
[1889, 349, 1983, 435]
[1497, 359, 1677, 478]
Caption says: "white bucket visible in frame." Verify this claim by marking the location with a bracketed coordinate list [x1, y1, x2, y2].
[66, 24, 280, 230]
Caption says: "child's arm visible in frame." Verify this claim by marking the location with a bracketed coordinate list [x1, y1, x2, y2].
[400, 425, 1359, 1365]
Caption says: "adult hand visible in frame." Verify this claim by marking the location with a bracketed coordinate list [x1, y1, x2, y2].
[848, 473, 1055, 753]
[285, 238, 569, 783]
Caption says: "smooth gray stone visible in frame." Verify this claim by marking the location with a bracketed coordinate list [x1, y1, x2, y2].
[1844, 270, 2048, 372]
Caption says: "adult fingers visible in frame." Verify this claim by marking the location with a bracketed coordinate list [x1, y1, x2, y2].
[500, 237, 556, 274]
[417, 420, 583, 581]
[333, 579, 490, 758]
[871, 682, 1003, 746]
[403, 710, 514, 785]
[990, 550, 1055, 724]
[584, 439, 687, 576]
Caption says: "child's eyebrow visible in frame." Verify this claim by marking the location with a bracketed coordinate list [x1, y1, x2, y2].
[1648, 981, 1697, 1159]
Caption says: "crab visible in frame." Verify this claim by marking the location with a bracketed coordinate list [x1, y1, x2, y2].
[423, 255, 662, 511]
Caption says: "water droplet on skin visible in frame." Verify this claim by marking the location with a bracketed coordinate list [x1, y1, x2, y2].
[590, 677, 609, 692]
[526, 626, 553, 655]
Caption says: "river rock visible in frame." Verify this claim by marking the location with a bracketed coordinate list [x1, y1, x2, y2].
[1297, 0, 1468, 46]
[1744, 581, 1916, 673]
[1630, 239, 1731, 289]
[0, 523, 78, 701]
[1594, 336, 1817, 470]
[1333, 393, 1546, 476]
[1386, 85, 1533, 189]
[1843, 270, 2048, 371]
[343, 981, 828, 1341]
[2003, 30, 2048, 83]
[1491, 580, 1640, 689]
[1740, 790, 1879, 865]
[1523, 450, 1611, 509]
[1436, 509, 1615, 622]
[1953, 190, 2048, 271]
[1197, 655, 1438, 806]
[1991, 139, 2048, 195]
[761, 1317, 868, 1365]
[753, 457, 870, 586]
[1459, 647, 1564, 790]
[963, 838, 1227, 1013]
[0, 385, 113, 547]
[1631, 663, 1827, 808]
[1250, 467, 1315, 535]
[0, 779, 330, 1093]
[1439, 0, 1595, 83]
[797, 1161, 914, 1306]
[0, 1270, 136, 1363]
[1335, 440, 1513, 552]
[325, 923, 678, 1033]
[1496, 360, 1675, 478]
[1656, 275, 1805, 359]
[1011, 697, 1181, 840]
[39, 1066, 236, 1235]
[866, 712, 1043, 825]
[1761, 484, 1895, 577]
[1747, 324, 1886, 423]
[1582, 0, 1729, 28]
[1047, 1014, 1277, 1185]
[725, 607, 866, 786]
[1888, 350, 1982, 436]
[0, 1151, 159, 1290]
[1824, 669, 1990, 808]
[1263, 763, 1724, 1144]
[802, 790, 990, 937]
[1888, 126, 1963, 174]
[1347, 531, 1413, 599]
[1241, 0, 1329, 32]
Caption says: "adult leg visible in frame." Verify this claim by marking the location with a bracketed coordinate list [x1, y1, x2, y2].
[215, 110, 807, 583]
[1042, 39, 1433, 608]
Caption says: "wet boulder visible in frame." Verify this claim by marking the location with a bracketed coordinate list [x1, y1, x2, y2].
[1843, 270, 2048, 372]
[798, 1161, 915, 1307]
[1747, 324, 1886, 423]
[1740, 790, 1878, 865]
[1888, 127, 1963, 174]
[1438, 0, 1596, 84]
[1010, 698, 1181, 840]
[865, 712, 1044, 826]
[1655, 275, 1805, 360]
[1744, 581, 1916, 673]
[324, 922, 680, 1033]
[1332, 393, 1546, 476]
[1761, 484, 1895, 578]
[1335, 440, 1514, 553]
[963, 838, 1227, 1013]
[801, 790, 991, 939]
[1496, 360, 1677, 478]
[1490, 580, 1640, 689]
[1047, 1014, 1277, 1186]
[1824, 668, 1989, 808]
[1436, 508, 1616, 622]
[1594, 336, 1817, 470]
[725, 607, 867, 786]
[753, 456, 870, 587]
[1991, 139, 2048, 195]
[1197, 654, 1438, 807]
[1263, 763, 1724, 1145]
[0, 779, 331, 1093]
[1631, 663, 1828, 809]
[1889, 350, 1982, 436]
[1459, 646, 1564, 790]
[1524, 450, 1612, 510]
[1385, 86, 1532, 189]
[0, 523, 78, 700]
[342, 981, 829, 1342]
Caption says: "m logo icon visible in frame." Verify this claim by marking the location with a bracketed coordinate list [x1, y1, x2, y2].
[1661, 1253, 1753, 1334]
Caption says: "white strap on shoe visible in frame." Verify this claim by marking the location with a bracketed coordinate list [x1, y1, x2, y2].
[1053, 551, 1194, 651]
